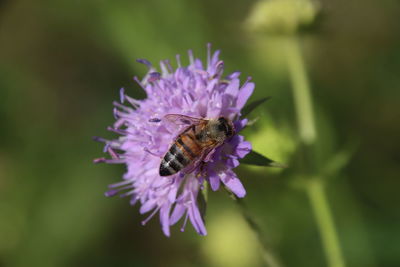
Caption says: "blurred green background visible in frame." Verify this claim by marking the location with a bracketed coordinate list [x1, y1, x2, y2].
[1, 0, 399, 266]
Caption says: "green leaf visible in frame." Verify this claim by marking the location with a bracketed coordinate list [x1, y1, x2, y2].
[241, 96, 271, 117]
[240, 150, 287, 168]
[321, 142, 359, 179]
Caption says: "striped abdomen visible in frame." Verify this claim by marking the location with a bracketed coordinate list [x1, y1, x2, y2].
[159, 128, 202, 176]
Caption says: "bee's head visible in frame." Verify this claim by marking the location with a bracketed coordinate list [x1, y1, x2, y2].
[217, 117, 234, 138]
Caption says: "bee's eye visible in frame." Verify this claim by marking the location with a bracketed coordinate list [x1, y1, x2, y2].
[217, 120, 233, 137]
[218, 123, 226, 132]
[218, 117, 227, 124]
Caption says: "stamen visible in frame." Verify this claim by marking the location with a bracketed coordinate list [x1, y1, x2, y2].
[105, 189, 119, 197]
[148, 72, 161, 82]
[119, 87, 125, 103]
[113, 101, 133, 113]
[113, 107, 119, 119]
[105, 183, 134, 198]
[242, 76, 252, 88]
[160, 61, 169, 75]
[164, 60, 173, 73]
[141, 207, 160, 226]
[188, 49, 194, 65]
[207, 43, 211, 69]
[119, 189, 135, 198]
[180, 211, 189, 232]
[114, 119, 125, 129]
[101, 158, 125, 164]
[103, 143, 110, 153]
[107, 147, 119, 159]
[107, 126, 128, 135]
[93, 157, 106, 164]
[133, 76, 146, 91]
[92, 136, 107, 143]
[108, 179, 134, 189]
[124, 95, 140, 108]
[176, 54, 181, 68]
[136, 59, 152, 68]
[113, 112, 131, 122]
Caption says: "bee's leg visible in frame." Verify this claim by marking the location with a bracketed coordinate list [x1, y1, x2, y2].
[195, 162, 205, 178]
[204, 151, 214, 162]
[196, 148, 216, 177]
[183, 160, 201, 175]
[203, 145, 219, 163]
[198, 161, 207, 177]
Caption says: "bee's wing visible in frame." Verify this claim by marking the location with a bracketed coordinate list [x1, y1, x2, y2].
[183, 144, 219, 175]
[164, 114, 206, 125]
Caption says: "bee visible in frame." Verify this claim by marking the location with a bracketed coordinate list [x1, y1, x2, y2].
[159, 114, 235, 176]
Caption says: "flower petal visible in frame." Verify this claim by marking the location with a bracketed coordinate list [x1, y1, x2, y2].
[160, 204, 171, 237]
[226, 71, 241, 80]
[220, 171, 246, 198]
[208, 170, 221, 191]
[188, 196, 207, 236]
[140, 199, 157, 214]
[170, 203, 186, 225]
[235, 140, 252, 159]
[234, 119, 248, 132]
[236, 82, 255, 110]
[225, 78, 240, 98]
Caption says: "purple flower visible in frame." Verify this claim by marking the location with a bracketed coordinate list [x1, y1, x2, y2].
[95, 44, 254, 236]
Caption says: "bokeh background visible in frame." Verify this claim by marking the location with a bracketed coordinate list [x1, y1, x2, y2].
[1, 0, 399, 266]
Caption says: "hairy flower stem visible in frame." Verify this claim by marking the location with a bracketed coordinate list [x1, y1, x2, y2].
[234, 197, 282, 267]
[285, 35, 345, 267]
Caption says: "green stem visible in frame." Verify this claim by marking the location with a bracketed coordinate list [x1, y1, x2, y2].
[285, 36, 345, 267]
[235, 197, 282, 267]
[307, 179, 345, 267]
[285, 36, 316, 145]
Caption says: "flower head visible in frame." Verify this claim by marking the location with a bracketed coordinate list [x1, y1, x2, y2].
[95, 44, 254, 236]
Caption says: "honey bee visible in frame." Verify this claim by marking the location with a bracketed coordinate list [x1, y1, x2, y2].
[159, 114, 235, 176]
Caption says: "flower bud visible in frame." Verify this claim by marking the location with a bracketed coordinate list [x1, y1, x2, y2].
[246, 0, 320, 35]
